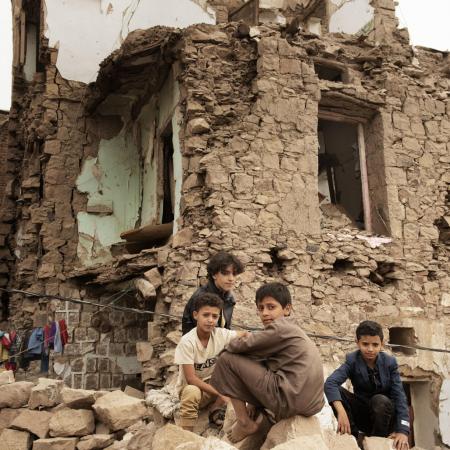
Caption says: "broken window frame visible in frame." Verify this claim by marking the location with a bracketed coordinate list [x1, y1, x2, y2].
[318, 111, 372, 232]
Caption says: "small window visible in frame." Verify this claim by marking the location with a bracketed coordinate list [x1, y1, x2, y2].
[314, 63, 343, 82]
[389, 327, 416, 356]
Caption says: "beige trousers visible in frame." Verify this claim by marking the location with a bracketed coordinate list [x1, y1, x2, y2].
[179, 384, 216, 427]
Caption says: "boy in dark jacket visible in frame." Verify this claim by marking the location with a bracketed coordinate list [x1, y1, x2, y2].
[324, 320, 410, 450]
[181, 251, 244, 335]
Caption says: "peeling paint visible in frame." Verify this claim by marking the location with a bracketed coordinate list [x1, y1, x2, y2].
[43, 0, 216, 83]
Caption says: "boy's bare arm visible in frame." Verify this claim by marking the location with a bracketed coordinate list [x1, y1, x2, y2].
[331, 400, 351, 435]
[182, 364, 227, 400]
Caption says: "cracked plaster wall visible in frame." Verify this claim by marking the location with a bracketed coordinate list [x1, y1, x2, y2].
[76, 68, 182, 266]
[42, 0, 216, 83]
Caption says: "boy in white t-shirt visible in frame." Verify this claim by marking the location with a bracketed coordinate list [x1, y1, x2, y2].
[174, 293, 246, 431]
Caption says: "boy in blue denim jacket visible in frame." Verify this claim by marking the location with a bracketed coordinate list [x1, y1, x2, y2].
[325, 321, 410, 450]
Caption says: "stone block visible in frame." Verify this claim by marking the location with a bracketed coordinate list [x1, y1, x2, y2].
[0, 428, 31, 450]
[188, 118, 210, 135]
[29, 378, 64, 409]
[123, 386, 145, 400]
[61, 387, 104, 409]
[363, 437, 395, 450]
[261, 415, 323, 449]
[33, 437, 78, 450]
[136, 342, 154, 362]
[151, 424, 204, 450]
[0, 381, 34, 408]
[126, 423, 156, 450]
[143, 267, 162, 289]
[49, 409, 95, 437]
[0, 408, 21, 432]
[11, 409, 52, 439]
[324, 431, 360, 450]
[0, 370, 15, 385]
[76, 434, 114, 450]
[92, 390, 147, 431]
[271, 435, 328, 450]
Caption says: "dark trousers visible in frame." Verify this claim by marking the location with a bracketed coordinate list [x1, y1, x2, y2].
[332, 387, 395, 438]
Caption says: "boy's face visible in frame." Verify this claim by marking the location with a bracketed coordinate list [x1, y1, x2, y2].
[193, 306, 221, 334]
[212, 264, 236, 292]
[257, 296, 291, 328]
[357, 334, 383, 363]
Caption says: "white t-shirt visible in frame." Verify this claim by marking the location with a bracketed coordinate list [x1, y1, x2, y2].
[174, 327, 237, 394]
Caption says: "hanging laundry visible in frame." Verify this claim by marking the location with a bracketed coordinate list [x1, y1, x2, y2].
[59, 320, 69, 345]
[54, 321, 63, 353]
[27, 328, 44, 355]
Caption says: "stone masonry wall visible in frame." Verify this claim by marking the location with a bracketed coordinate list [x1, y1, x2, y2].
[0, 10, 449, 445]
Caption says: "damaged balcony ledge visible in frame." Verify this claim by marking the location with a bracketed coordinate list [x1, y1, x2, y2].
[66, 246, 165, 286]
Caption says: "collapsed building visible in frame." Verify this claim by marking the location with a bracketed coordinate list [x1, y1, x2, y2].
[0, 0, 449, 447]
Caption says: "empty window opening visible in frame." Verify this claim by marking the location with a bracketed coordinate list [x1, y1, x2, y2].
[22, 0, 43, 81]
[161, 126, 174, 225]
[332, 258, 354, 272]
[314, 63, 343, 82]
[318, 119, 368, 229]
[402, 381, 439, 449]
[0, 293, 9, 321]
[262, 247, 284, 275]
[435, 216, 450, 244]
[369, 261, 396, 286]
[389, 327, 416, 356]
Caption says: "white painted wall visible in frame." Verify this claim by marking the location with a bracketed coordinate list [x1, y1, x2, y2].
[439, 379, 450, 446]
[329, 0, 374, 35]
[43, 0, 215, 83]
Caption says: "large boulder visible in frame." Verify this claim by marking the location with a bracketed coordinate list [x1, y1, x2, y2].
[0, 381, 34, 408]
[29, 378, 64, 409]
[60, 388, 104, 409]
[151, 424, 204, 450]
[0, 428, 31, 450]
[0, 370, 15, 385]
[261, 415, 324, 450]
[76, 434, 114, 450]
[11, 409, 53, 439]
[92, 391, 147, 432]
[363, 437, 395, 450]
[271, 436, 329, 450]
[49, 409, 95, 437]
[33, 437, 78, 450]
[0, 408, 22, 432]
[126, 423, 156, 450]
[324, 431, 360, 450]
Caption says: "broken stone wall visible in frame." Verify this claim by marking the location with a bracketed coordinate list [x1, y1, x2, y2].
[149, 23, 448, 447]
[1, 1, 449, 446]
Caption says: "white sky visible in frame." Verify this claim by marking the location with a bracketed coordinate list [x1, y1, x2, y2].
[0, 0, 449, 110]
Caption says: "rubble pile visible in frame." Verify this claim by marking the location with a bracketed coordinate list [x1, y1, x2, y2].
[0, 373, 435, 450]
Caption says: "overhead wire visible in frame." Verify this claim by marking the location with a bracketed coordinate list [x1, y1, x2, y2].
[1, 287, 449, 355]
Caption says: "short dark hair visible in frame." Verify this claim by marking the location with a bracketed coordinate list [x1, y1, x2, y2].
[356, 320, 384, 341]
[207, 251, 244, 281]
[255, 282, 291, 307]
[193, 293, 223, 312]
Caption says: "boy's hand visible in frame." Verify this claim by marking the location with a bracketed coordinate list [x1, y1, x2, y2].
[336, 411, 351, 435]
[389, 432, 409, 449]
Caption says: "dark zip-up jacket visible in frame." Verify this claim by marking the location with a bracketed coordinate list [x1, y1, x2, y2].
[181, 281, 235, 335]
[324, 350, 410, 435]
